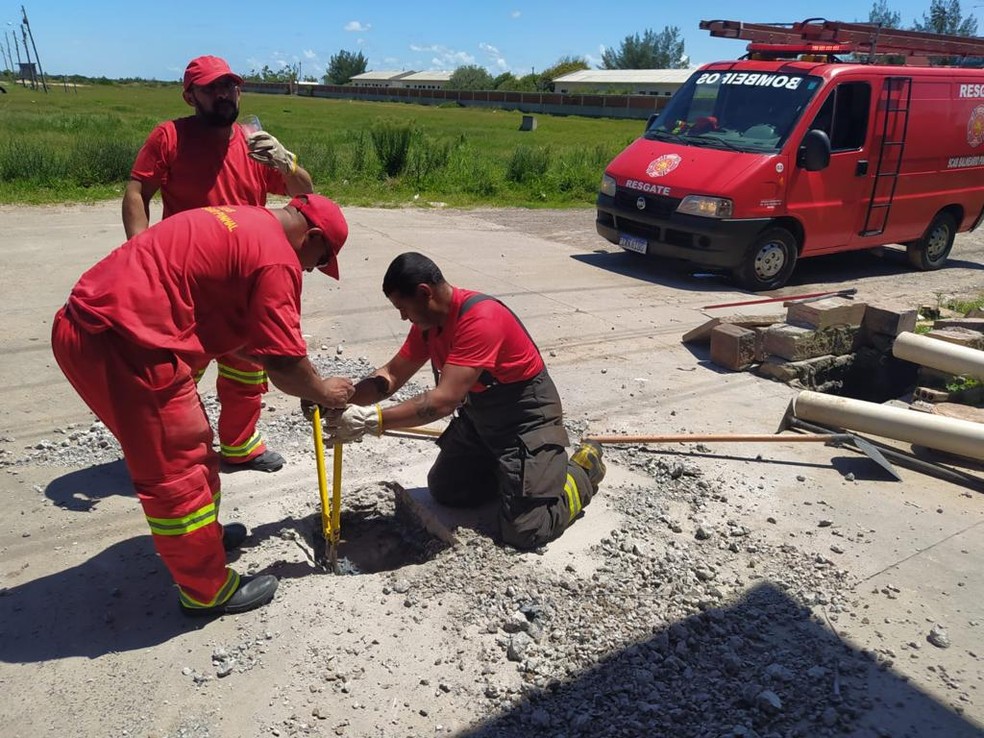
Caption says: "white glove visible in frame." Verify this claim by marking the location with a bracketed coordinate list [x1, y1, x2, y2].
[247, 130, 298, 175]
[327, 404, 382, 443]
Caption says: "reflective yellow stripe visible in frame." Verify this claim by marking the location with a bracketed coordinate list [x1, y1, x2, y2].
[146, 500, 217, 536]
[192, 368, 206, 383]
[179, 568, 240, 609]
[221, 432, 263, 458]
[217, 363, 268, 385]
[565, 473, 582, 521]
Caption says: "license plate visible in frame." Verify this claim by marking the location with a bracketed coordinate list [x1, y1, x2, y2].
[619, 234, 648, 254]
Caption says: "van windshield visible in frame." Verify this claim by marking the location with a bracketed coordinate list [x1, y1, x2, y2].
[647, 71, 823, 153]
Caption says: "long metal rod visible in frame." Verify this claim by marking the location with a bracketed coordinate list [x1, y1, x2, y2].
[329, 443, 342, 572]
[584, 433, 853, 444]
[702, 288, 856, 311]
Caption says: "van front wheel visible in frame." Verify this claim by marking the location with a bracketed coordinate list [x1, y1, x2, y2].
[733, 228, 798, 291]
[906, 212, 956, 271]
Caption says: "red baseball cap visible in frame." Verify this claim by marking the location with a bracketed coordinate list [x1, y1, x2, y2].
[183, 55, 243, 91]
[289, 194, 348, 279]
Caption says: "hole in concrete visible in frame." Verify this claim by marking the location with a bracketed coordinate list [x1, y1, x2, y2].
[800, 349, 918, 403]
[307, 509, 440, 574]
[303, 483, 446, 574]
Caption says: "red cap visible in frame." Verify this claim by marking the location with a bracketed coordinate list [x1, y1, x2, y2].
[183, 55, 244, 91]
[289, 194, 348, 279]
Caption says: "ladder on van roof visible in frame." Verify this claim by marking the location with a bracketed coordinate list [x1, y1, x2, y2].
[700, 18, 984, 64]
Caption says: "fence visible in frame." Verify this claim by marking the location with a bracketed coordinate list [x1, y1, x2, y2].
[242, 82, 671, 121]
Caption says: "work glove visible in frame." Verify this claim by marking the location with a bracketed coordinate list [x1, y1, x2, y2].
[247, 130, 298, 175]
[327, 404, 383, 444]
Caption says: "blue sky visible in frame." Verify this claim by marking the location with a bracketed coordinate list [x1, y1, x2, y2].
[4, 1, 981, 81]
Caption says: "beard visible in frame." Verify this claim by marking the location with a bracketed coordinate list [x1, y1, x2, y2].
[196, 98, 239, 127]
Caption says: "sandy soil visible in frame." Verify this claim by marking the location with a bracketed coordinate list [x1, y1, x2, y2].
[0, 202, 982, 738]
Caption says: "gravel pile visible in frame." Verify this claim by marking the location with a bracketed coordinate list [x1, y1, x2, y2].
[382, 446, 873, 738]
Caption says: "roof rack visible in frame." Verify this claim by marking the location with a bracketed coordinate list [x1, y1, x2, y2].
[700, 18, 984, 61]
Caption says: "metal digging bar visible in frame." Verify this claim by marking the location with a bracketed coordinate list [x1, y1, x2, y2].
[583, 430, 901, 480]
[780, 412, 984, 493]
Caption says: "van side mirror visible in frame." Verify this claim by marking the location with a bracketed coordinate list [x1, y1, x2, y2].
[645, 113, 659, 132]
[797, 129, 831, 171]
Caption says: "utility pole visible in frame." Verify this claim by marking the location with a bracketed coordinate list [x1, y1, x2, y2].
[19, 23, 34, 89]
[20, 6, 47, 92]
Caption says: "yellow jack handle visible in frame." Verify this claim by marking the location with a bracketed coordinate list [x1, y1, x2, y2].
[329, 442, 343, 572]
[311, 407, 334, 570]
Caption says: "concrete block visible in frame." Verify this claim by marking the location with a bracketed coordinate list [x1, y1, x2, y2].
[861, 305, 918, 337]
[519, 115, 537, 131]
[786, 297, 866, 329]
[710, 323, 757, 371]
[913, 386, 950, 403]
[933, 317, 984, 333]
[681, 313, 785, 344]
[925, 327, 984, 350]
[755, 354, 852, 385]
[762, 324, 859, 361]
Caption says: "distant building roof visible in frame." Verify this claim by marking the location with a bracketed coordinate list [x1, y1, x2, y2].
[351, 71, 415, 82]
[400, 71, 453, 83]
[552, 69, 693, 84]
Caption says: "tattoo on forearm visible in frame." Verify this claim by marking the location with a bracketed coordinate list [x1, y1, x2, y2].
[412, 391, 440, 420]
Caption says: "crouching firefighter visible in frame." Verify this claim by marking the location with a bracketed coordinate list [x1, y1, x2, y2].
[311, 252, 604, 549]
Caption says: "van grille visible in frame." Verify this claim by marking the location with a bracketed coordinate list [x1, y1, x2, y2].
[614, 190, 682, 220]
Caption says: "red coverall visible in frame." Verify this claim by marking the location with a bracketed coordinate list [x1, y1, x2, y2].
[129, 116, 290, 464]
[51, 205, 307, 607]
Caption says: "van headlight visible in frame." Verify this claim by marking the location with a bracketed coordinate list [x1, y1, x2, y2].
[677, 195, 733, 219]
[600, 174, 617, 197]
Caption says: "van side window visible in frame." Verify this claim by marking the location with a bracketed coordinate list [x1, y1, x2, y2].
[808, 82, 871, 151]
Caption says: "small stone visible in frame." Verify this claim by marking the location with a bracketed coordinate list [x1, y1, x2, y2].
[756, 690, 783, 714]
[830, 545, 844, 554]
[845, 472, 855, 482]
[818, 519, 833, 528]
[796, 475, 806, 482]
[821, 707, 838, 726]
[392, 578, 411, 594]
[928, 625, 951, 649]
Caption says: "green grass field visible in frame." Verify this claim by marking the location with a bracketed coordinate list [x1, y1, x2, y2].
[0, 82, 643, 208]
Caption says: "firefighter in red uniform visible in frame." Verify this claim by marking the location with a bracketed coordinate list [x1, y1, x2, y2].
[320, 252, 605, 550]
[122, 55, 314, 473]
[52, 195, 353, 615]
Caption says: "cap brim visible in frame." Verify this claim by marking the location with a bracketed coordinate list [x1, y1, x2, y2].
[318, 257, 340, 280]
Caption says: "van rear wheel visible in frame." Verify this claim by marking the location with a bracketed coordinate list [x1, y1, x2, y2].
[733, 227, 798, 291]
[906, 212, 956, 271]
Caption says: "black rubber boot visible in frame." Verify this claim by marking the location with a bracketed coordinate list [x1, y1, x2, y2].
[181, 574, 279, 617]
[221, 522, 249, 551]
[223, 449, 285, 473]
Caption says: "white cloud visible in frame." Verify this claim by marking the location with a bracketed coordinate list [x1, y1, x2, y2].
[479, 42, 508, 72]
[511, 10, 520, 18]
[345, 21, 370, 32]
[410, 44, 441, 53]
[303, 49, 318, 60]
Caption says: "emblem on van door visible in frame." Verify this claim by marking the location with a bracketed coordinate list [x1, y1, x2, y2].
[967, 105, 984, 148]
[646, 154, 682, 178]
[636, 197, 646, 210]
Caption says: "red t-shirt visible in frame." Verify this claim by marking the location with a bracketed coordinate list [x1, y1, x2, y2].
[130, 116, 288, 218]
[398, 288, 544, 393]
[68, 205, 307, 366]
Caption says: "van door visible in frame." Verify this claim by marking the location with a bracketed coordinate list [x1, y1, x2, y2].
[786, 81, 873, 254]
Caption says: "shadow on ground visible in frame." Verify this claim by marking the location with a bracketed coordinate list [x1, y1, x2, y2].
[0, 507, 442, 662]
[458, 582, 980, 738]
[44, 459, 133, 511]
[574, 246, 984, 295]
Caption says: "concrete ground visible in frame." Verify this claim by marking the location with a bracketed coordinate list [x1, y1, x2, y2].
[0, 200, 981, 737]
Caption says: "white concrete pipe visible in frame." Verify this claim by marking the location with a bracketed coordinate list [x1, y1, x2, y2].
[892, 331, 984, 380]
[792, 390, 984, 461]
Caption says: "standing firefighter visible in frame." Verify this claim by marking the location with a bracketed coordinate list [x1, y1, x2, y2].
[322, 252, 604, 549]
[53, 195, 353, 615]
[122, 54, 314, 473]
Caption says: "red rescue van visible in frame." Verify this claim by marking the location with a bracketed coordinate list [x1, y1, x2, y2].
[596, 19, 984, 290]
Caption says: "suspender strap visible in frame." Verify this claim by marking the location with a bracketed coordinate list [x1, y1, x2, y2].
[428, 293, 539, 388]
